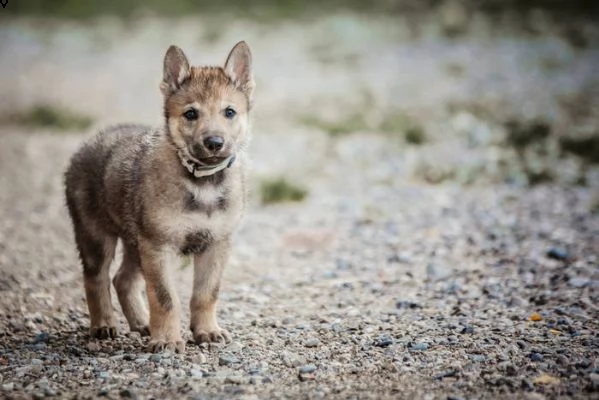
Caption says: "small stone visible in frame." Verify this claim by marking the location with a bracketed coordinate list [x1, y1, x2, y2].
[576, 358, 591, 369]
[426, 263, 453, 281]
[546, 247, 568, 261]
[410, 342, 429, 351]
[226, 341, 244, 353]
[470, 354, 486, 362]
[120, 389, 137, 399]
[225, 375, 243, 385]
[299, 364, 317, 374]
[395, 300, 421, 310]
[530, 353, 544, 362]
[98, 371, 110, 380]
[2, 382, 14, 392]
[33, 332, 50, 344]
[31, 358, 43, 365]
[460, 326, 474, 334]
[190, 369, 203, 379]
[98, 388, 109, 396]
[303, 338, 320, 348]
[569, 277, 589, 288]
[191, 353, 207, 364]
[280, 351, 305, 368]
[149, 354, 161, 363]
[87, 342, 100, 352]
[219, 353, 239, 366]
[373, 335, 393, 347]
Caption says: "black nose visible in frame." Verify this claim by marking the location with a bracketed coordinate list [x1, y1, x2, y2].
[204, 136, 224, 152]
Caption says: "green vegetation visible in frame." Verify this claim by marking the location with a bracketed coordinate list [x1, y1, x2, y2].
[299, 114, 369, 137]
[300, 110, 427, 144]
[260, 178, 307, 205]
[3, 104, 93, 131]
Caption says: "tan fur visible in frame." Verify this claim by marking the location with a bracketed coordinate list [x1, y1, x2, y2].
[65, 42, 254, 353]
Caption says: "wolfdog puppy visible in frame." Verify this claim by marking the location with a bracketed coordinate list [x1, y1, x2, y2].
[65, 42, 254, 353]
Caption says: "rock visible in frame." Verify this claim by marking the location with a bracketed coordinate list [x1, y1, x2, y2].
[426, 263, 453, 281]
[190, 369, 203, 379]
[569, 277, 589, 288]
[149, 354, 161, 363]
[303, 338, 320, 348]
[373, 335, 393, 347]
[299, 364, 317, 374]
[470, 354, 486, 363]
[546, 247, 568, 261]
[280, 351, 305, 368]
[219, 353, 239, 366]
[530, 353, 544, 362]
[589, 373, 599, 390]
[98, 371, 110, 380]
[226, 341, 244, 353]
[87, 342, 100, 352]
[120, 389, 137, 399]
[2, 382, 14, 392]
[395, 300, 421, 310]
[460, 326, 475, 334]
[410, 342, 429, 351]
[98, 388, 109, 396]
[33, 332, 50, 344]
[225, 374, 243, 385]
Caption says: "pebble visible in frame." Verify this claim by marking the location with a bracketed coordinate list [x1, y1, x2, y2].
[546, 247, 568, 261]
[280, 351, 305, 368]
[299, 364, 317, 374]
[304, 338, 320, 348]
[149, 354, 161, 363]
[395, 300, 421, 310]
[225, 375, 243, 385]
[87, 342, 100, 352]
[33, 332, 50, 344]
[410, 342, 429, 351]
[226, 341, 244, 353]
[219, 353, 239, 366]
[190, 369, 203, 379]
[2, 382, 14, 392]
[426, 263, 453, 281]
[374, 335, 393, 347]
[470, 354, 486, 362]
[568, 277, 589, 288]
[530, 353, 544, 362]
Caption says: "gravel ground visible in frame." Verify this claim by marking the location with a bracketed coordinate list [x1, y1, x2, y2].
[1, 10, 599, 400]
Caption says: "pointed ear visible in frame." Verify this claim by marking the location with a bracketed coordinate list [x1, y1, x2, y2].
[161, 45, 191, 96]
[224, 41, 254, 97]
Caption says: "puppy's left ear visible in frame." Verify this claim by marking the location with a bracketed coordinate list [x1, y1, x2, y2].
[224, 41, 254, 98]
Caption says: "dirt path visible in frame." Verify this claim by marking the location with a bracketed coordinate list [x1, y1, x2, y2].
[1, 13, 598, 400]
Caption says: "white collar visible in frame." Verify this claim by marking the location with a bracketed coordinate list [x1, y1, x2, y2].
[178, 150, 236, 178]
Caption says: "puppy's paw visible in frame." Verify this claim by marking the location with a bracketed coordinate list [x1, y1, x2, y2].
[131, 325, 151, 337]
[147, 339, 185, 354]
[90, 326, 117, 339]
[192, 327, 231, 344]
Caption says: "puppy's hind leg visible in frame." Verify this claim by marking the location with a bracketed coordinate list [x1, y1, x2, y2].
[75, 226, 118, 339]
[113, 244, 150, 336]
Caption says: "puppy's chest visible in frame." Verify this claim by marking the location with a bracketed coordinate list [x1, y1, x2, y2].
[154, 179, 243, 250]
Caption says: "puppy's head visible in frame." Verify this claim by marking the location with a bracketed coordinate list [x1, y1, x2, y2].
[161, 42, 254, 166]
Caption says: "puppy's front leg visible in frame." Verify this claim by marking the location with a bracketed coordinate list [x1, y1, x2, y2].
[190, 239, 231, 344]
[139, 239, 185, 353]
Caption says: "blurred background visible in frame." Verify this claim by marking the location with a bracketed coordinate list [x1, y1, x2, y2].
[1, 2, 599, 398]
[1, 0, 598, 198]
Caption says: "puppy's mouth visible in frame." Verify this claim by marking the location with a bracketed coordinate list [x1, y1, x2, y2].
[196, 156, 230, 166]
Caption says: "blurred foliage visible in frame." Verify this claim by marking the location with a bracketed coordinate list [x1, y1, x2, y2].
[260, 178, 307, 205]
[300, 110, 426, 144]
[2, 105, 93, 131]
[4, 0, 599, 19]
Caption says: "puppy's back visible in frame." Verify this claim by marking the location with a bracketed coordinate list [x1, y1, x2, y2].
[65, 124, 155, 237]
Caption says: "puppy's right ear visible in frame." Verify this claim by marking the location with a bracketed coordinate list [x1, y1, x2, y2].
[161, 45, 191, 96]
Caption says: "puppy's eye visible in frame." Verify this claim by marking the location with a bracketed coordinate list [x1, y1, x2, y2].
[183, 109, 198, 121]
[224, 107, 236, 119]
